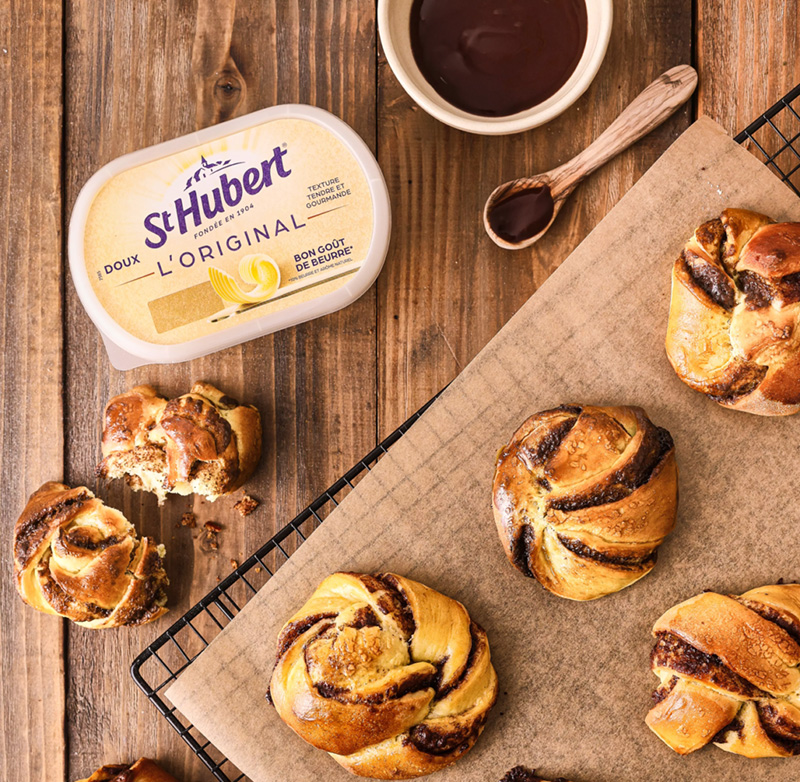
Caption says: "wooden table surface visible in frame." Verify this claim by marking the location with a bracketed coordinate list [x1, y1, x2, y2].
[1, 1, 799, 780]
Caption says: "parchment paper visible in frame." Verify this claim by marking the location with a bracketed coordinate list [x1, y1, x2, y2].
[167, 118, 800, 782]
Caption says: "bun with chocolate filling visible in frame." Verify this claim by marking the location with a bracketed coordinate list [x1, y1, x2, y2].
[98, 382, 261, 503]
[268, 572, 498, 779]
[499, 768, 574, 782]
[646, 583, 800, 757]
[666, 208, 800, 415]
[76, 757, 180, 782]
[492, 404, 677, 601]
[13, 482, 168, 629]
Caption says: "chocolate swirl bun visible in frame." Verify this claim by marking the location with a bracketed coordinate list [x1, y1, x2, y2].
[493, 404, 677, 601]
[499, 768, 574, 782]
[98, 382, 261, 503]
[77, 758, 180, 782]
[666, 208, 800, 415]
[14, 482, 168, 629]
[647, 584, 800, 757]
[268, 572, 498, 779]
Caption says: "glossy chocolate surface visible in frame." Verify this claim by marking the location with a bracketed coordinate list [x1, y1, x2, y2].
[410, 0, 588, 117]
[488, 184, 555, 243]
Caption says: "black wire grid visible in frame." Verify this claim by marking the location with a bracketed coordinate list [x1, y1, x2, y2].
[131, 84, 800, 782]
[734, 82, 800, 195]
[130, 394, 440, 782]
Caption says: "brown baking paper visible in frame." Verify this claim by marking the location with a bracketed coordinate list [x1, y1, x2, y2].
[167, 118, 800, 782]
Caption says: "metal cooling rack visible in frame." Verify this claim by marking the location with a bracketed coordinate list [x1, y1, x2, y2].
[130, 394, 440, 782]
[734, 82, 800, 195]
[131, 83, 800, 782]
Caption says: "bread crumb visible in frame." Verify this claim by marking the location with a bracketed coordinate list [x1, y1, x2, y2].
[177, 511, 197, 528]
[234, 495, 259, 517]
[200, 522, 221, 553]
[231, 559, 239, 569]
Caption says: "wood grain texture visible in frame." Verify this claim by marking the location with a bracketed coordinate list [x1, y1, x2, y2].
[62, 1, 377, 780]
[5, 0, 800, 779]
[0, 1, 66, 781]
[63, 5, 203, 776]
[697, 0, 800, 133]
[192, 0, 247, 128]
[376, 0, 694, 437]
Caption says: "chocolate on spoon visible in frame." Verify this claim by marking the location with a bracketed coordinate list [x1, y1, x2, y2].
[487, 185, 556, 245]
[484, 65, 698, 250]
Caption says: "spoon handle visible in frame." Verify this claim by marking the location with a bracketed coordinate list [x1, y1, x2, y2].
[551, 65, 698, 195]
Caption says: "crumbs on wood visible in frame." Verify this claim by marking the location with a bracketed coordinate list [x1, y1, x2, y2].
[177, 511, 197, 529]
[234, 494, 259, 517]
[200, 520, 223, 553]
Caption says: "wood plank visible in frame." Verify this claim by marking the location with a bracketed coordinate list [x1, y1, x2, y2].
[697, 0, 800, 134]
[377, 0, 694, 436]
[63, 5, 202, 776]
[63, 1, 377, 779]
[0, 1, 66, 781]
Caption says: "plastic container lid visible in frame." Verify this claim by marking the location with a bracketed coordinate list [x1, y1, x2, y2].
[69, 105, 391, 369]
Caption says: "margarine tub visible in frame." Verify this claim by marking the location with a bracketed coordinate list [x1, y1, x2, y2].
[69, 105, 391, 369]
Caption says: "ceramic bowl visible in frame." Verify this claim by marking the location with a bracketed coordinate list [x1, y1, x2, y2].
[378, 0, 614, 135]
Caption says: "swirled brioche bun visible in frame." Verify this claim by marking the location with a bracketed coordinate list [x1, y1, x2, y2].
[647, 583, 800, 757]
[666, 208, 800, 415]
[268, 572, 499, 779]
[98, 382, 261, 503]
[14, 482, 168, 629]
[493, 404, 677, 601]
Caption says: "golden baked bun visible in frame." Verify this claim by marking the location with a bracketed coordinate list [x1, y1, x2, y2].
[493, 404, 677, 601]
[646, 583, 800, 757]
[98, 382, 261, 503]
[14, 482, 168, 629]
[76, 758, 180, 782]
[499, 767, 574, 782]
[665, 208, 800, 415]
[268, 572, 499, 779]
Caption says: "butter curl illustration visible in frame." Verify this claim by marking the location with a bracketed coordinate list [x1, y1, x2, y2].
[209, 254, 281, 304]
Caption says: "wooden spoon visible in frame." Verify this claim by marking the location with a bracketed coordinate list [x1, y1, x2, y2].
[483, 64, 698, 250]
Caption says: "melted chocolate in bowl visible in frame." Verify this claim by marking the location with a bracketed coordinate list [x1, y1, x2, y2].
[410, 0, 589, 117]
[488, 184, 555, 243]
